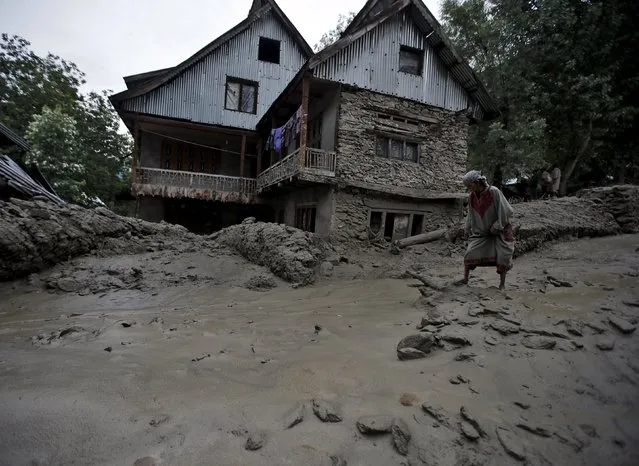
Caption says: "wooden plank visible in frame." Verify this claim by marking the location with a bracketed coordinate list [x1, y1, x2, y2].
[256, 139, 263, 175]
[364, 105, 440, 124]
[299, 73, 310, 168]
[396, 229, 447, 248]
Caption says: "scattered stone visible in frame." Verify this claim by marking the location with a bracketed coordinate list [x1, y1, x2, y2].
[191, 353, 211, 362]
[547, 276, 572, 287]
[457, 319, 479, 327]
[454, 352, 476, 362]
[149, 414, 169, 427]
[608, 316, 636, 334]
[484, 336, 499, 346]
[245, 273, 277, 291]
[579, 424, 598, 438]
[490, 321, 520, 336]
[521, 336, 556, 350]
[319, 261, 334, 277]
[460, 406, 485, 437]
[397, 348, 427, 360]
[56, 277, 83, 292]
[148, 316, 164, 325]
[596, 339, 615, 351]
[391, 418, 411, 456]
[438, 333, 472, 347]
[585, 322, 606, 334]
[283, 403, 306, 429]
[330, 455, 348, 466]
[520, 326, 569, 339]
[245, 431, 266, 451]
[613, 437, 626, 448]
[104, 346, 112, 352]
[314, 324, 322, 334]
[399, 392, 419, 406]
[449, 377, 462, 385]
[356, 415, 394, 435]
[397, 333, 436, 360]
[420, 325, 440, 333]
[514, 402, 530, 410]
[501, 316, 522, 326]
[134, 457, 157, 466]
[496, 427, 526, 461]
[516, 422, 552, 438]
[120, 321, 134, 328]
[460, 421, 481, 441]
[312, 399, 342, 423]
[421, 403, 447, 423]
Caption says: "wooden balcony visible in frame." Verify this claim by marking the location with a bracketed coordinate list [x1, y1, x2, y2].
[133, 167, 258, 203]
[257, 148, 336, 191]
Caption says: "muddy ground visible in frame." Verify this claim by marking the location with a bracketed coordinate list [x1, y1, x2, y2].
[0, 233, 638, 466]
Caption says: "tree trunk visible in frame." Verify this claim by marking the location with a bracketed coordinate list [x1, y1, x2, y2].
[560, 119, 592, 196]
[395, 229, 447, 249]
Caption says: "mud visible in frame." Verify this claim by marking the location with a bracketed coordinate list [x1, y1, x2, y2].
[0, 234, 638, 465]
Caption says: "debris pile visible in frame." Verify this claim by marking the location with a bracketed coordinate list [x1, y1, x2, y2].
[212, 218, 327, 285]
[578, 185, 639, 233]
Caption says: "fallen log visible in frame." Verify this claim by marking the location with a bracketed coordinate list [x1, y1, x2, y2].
[396, 228, 447, 249]
[405, 270, 447, 291]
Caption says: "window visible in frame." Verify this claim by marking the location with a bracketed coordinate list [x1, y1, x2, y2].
[411, 214, 424, 236]
[377, 113, 420, 127]
[295, 205, 316, 233]
[258, 37, 281, 64]
[399, 45, 423, 75]
[369, 211, 383, 235]
[376, 136, 419, 162]
[225, 78, 258, 114]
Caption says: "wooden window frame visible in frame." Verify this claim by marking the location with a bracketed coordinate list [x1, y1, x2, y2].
[294, 204, 317, 233]
[224, 77, 258, 114]
[375, 134, 420, 163]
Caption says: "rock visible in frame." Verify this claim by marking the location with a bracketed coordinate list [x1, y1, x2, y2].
[513, 402, 530, 410]
[485, 336, 498, 346]
[330, 455, 348, 466]
[460, 421, 481, 441]
[496, 427, 526, 461]
[356, 415, 394, 434]
[454, 352, 476, 361]
[283, 403, 306, 429]
[449, 377, 461, 385]
[56, 277, 82, 292]
[438, 332, 472, 347]
[547, 275, 572, 287]
[245, 273, 277, 291]
[490, 321, 520, 336]
[596, 339, 615, 351]
[245, 431, 266, 451]
[608, 316, 636, 334]
[397, 347, 427, 360]
[399, 392, 419, 406]
[104, 346, 112, 352]
[149, 414, 170, 427]
[420, 325, 440, 333]
[391, 418, 411, 456]
[585, 322, 606, 334]
[133, 457, 157, 466]
[460, 406, 485, 437]
[579, 424, 598, 438]
[397, 333, 436, 355]
[312, 399, 342, 423]
[320, 261, 334, 277]
[421, 403, 447, 423]
[521, 336, 556, 350]
[516, 422, 552, 438]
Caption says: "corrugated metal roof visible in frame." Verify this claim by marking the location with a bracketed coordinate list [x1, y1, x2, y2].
[311, 0, 498, 120]
[0, 121, 30, 151]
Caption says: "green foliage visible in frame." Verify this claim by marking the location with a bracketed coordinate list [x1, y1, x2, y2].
[442, 0, 639, 191]
[1, 33, 132, 206]
[314, 12, 357, 52]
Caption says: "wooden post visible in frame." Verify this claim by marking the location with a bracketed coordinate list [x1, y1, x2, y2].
[132, 120, 141, 186]
[299, 73, 310, 169]
[240, 134, 246, 178]
[271, 113, 278, 163]
[256, 139, 263, 175]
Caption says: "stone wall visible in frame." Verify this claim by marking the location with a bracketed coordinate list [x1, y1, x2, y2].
[266, 185, 335, 238]
[330, 188, 462, 243]
[336, 87, 468, 193]
[578, 185, 639, 233]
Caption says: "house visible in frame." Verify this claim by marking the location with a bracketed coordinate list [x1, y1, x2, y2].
[110, 0, 498, 240]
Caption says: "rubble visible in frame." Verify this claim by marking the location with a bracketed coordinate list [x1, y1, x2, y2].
[608, 316, 636, 334]
[312, 399, 342, 423]
[578, 185, 639, 233]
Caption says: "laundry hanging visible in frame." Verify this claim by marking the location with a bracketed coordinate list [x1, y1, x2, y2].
[269, 105, 302, 154]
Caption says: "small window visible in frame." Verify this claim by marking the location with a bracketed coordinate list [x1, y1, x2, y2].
[258, 37, 281, 64]
[376, 136, 419, 163]
[369, 211, 383, 235]
[384, 213, 396, 239]
[225, 78, 258, 114]
[399, 45, 423, 75]
[411, 214, 424, 236]
[295, 205, 316, 232]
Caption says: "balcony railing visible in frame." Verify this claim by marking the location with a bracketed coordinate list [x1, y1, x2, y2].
[256, 148, 336, 191]
[135, 167, 256, 194]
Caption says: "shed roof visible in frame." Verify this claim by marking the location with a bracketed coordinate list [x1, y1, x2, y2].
[111, 0, 312, 103]
[0, 121, 30, 151]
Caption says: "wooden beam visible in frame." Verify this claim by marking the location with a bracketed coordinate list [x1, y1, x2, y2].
[132, 119, 140, 184]
[123, 112, 257, 139]
[299, 73, 311, 169]
[240, 134, 246, 178]
[256, 139, 263, 175]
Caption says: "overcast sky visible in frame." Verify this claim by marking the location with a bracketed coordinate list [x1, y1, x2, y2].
[1, 0, 442, 96]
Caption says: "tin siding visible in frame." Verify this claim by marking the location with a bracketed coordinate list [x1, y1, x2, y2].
[121, 11, 307, 130]
[313, 11, 471, 112]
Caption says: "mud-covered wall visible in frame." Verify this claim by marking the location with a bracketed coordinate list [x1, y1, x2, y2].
[578, 185, 639, 233]
[336, 87, 468, 193]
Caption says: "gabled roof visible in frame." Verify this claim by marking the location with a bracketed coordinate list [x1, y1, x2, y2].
[310, 0, 499, 118]
[123, 67, 173, 90]
[0, 121, 30, 151]
[111, 0, 312, 103]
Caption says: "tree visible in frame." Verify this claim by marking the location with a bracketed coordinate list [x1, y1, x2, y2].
[1, 34, 132, 205]
[314, 12, 357, 51]
[25, 106, 87, 203]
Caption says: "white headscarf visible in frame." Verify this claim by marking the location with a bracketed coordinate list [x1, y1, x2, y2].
[462, 170, 487, 186]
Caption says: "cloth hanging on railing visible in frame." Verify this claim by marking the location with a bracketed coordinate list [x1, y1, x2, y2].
[267, 106, 302, 153]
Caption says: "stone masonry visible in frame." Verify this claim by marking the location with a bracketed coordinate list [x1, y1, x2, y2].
[335, 87, 468, 193]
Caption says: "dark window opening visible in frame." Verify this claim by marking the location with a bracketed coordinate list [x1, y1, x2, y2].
[225, 78, 258, 114]
[411, 214, 424, 236]
[376, 136, 419, 162]
[258, 37, 281, 64]
[277, 210, 285, 224]
[377, 113, 420, 127]
[295, 206, 316, 233]
[399, 45, 423, 75]
[384, 213, 396, 239]
[369, 211, 383, 235]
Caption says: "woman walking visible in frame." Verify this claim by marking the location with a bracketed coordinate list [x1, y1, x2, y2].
[457, 170, 515, 290]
